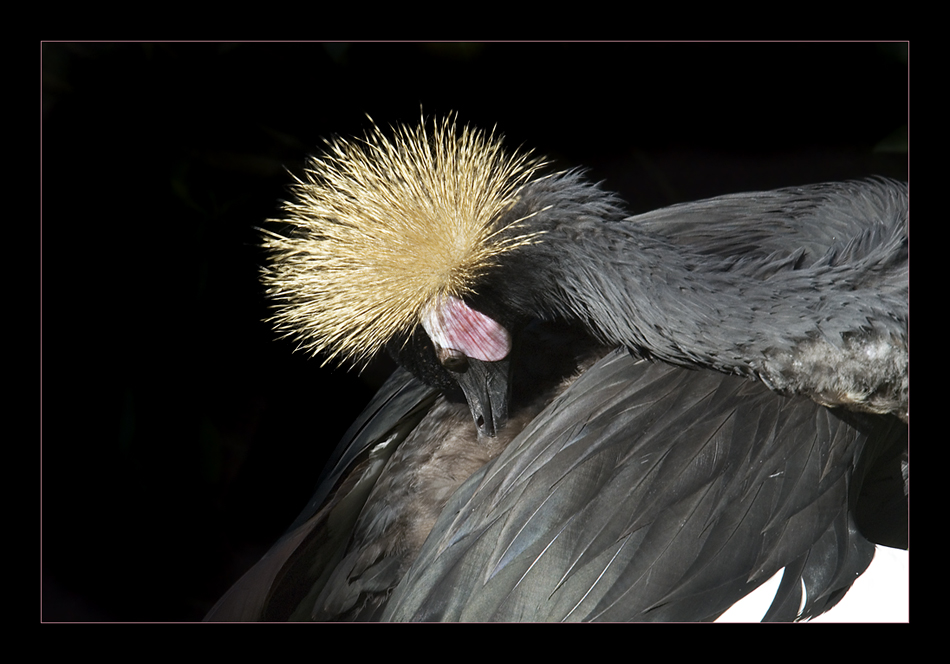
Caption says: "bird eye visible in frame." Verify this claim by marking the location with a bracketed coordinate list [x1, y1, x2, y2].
[436, 347, 469, 372]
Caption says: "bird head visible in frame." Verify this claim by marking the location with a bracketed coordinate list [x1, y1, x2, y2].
[262, 116, 556, 437]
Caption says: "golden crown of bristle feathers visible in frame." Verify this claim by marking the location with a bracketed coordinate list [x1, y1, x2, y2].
[261, 116, 549, 367]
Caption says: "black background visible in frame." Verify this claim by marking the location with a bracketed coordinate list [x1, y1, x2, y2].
[41, 42, 908, 621]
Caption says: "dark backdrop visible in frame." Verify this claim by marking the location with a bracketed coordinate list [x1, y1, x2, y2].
[40, 42, 908, 621]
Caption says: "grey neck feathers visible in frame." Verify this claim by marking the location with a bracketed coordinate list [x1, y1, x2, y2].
[498, 174, 908, 419]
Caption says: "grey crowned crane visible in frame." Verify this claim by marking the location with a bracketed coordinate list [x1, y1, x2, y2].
[206, 117, 908, 622]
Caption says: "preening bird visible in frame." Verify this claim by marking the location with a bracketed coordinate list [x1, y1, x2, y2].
[207, 117, 908, 622]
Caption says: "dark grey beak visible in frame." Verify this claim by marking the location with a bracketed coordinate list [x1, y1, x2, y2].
[453, 357, 511, 438]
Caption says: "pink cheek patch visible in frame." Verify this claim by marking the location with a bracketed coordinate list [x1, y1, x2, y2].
[422, 295, 511, 362]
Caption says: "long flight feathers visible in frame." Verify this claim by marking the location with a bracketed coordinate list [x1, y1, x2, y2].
[382, 351, 894, 622]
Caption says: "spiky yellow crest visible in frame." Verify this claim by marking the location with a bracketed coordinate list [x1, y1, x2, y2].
[261, 116, 548, 367]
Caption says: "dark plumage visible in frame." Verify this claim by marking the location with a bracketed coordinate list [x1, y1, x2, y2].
[207, 118, 907, 622]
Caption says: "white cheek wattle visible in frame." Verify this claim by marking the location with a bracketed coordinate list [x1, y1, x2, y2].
[422, 295, 512, 362]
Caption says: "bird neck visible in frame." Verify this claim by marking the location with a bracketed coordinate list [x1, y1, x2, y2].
[538, 223, 772, 371]
[509, 218, 907, 419]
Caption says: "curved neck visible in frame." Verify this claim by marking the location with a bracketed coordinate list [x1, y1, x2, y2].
[511, 218, 907, 419]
